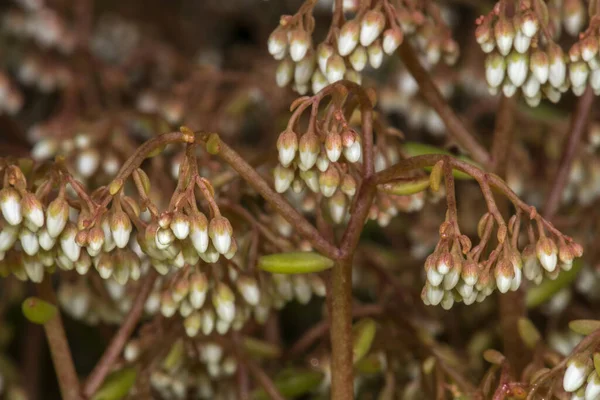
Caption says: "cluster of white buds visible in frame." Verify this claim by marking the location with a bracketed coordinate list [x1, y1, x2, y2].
[2, 4, 76, 54]
[476, 1, 583, 106]
[567, 18, 600, 96]
[274, 127, 360, 224]
[268, 0, 458, 94]
[422, 212, 583, 309]
[562, 353, 600, 400]
[0, 71, 24, 116]
[558, 0, 587, 37]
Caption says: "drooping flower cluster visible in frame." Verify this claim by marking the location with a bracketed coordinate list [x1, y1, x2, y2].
[421, 163, 583, 309]
[567, 15, 600, 96]
[268, 0, 458, 94]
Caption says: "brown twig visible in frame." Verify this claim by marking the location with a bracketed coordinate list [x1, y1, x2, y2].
[37, 276, 82, 400]
[543, 87, 594, 219]
[82, 270, 158, 398]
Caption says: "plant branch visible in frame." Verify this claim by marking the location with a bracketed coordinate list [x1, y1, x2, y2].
[37, 276, 81, 400]
[397, 41, 491, 167]
[196, 133, 340, 260]
[543, 87, 594, 219]
[82, 270, 158, 398]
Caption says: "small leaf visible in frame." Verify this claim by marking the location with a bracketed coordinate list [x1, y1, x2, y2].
[162, 339, 184, 372]
[354, 353, 385, 374]
[483, 349, 505, 365]
[422, 356, 436, 374]
[377, 176, 430, 196]
[206, 133, 221, 155]
[401, 142, 479, 180]
[352, 318, 376, 364]
[569, 319, 600, 335]
[243, 337, 282, 359]
[526, 259, 582, 308]
[92, 367, 137, 400]
[21, 297, 57, 325]
[258, 252, 334, 274]
[251, 369, 324, 400]
[430, 161, 443, 192]
[518, 318, 541, 349]
[594, 353, 600, 376]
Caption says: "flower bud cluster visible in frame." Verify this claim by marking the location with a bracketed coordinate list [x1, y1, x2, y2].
[566, 18, 600, 96]
[476, 2, 579, 106]
[274, 127, 361, 224]
[422, 215, 583, 309]
[268, 0, 457, 94]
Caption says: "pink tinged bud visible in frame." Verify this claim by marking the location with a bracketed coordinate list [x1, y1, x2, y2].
[360, 10, 385, 47]
[298, 132, 320, 170]
[209, 216, 232, 255]
[276, 58, 294, 88]
[485, 53, 506, 88]
[523, 74, 541, 98]
[427, 263, 443, 286]
[289, 29, 311, 62]
[520, 11, 539, 37]
[328, 190, 347, 224]
[481, 40, 496, 53]
[536, 237, 558, 272]
[436, 252, 452, 274]
[569, 61, 589, 88]
[513, 30, 531, 54]
[549, 46, 567, 88]
[46, 197, 68, 238]
[494, 18, 515, 56]
[564, 0, 585, 37]
[237, 276, 260, 306]
[276, 130, 298, 167]
[325, 131, 343, 162]
[21, 193, 44, 229]
[349, 46, 367, 72]
[426, 283, 444, 306]
[341, 174, 357, 197]
[316, 44, 334, 76]
[96, 253, 113, 279]
[563, 358, 590, 392]
[475, 21, 492, 44]
[510, 264, 522, 291]
[110, 210, 132, 249]
[367, 40, 383, 69]
[507, 51, 528, 87]
[319, 166, 340, 198]
[581, 36, 598, 62]
[101, 217, 116, 252]
[268, 27, 288, 58]
[585, 371, 600, 399]
[190, 212, 209, 254]
[495, 260, 514, 293]
[20, 228, 39, 256]
[326, 54, 346, 84]
[213, 282, 235, 323]
[338, 19, 360, 56]
[154, 227, 174, 250]
[274, 164, 295, 193]
[383, 28, 402, 55]
[170, 212, 190, 240]
[0, 188, 22, 226]
[294, 51, 315, 86]
[461, 261, 479, 286]
[443, 267, 460, 290]
[0, 224, 18, 251]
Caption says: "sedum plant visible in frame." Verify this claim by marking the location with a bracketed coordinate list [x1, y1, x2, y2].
[1, 0, 600, 400]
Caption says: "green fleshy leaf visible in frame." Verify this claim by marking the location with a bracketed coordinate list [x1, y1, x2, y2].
[258, 252, 334, 274]
[526, 260, 582, 309]
[518, 318, 541, 349]
[243, 337, 282, 359]
[91, 367, 137, 400]
[251, 369, 324, 400]
[401, 142, 479, 180]
[378, 176, 430, 196]
[21, 297, 57, 325]
[352, 318, 376, 364]
[354, 353, 385, 374]
[569, 320, 600, 336]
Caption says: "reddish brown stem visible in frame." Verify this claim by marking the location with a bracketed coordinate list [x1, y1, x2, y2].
[543, 87, 594, 219]
[82, 270, 158, 398]
[397, 42, 491, 166]
[37, 276, 82, 400]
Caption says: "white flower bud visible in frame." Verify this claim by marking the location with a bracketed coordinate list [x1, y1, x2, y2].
[549, 45, 567, 88]
[276, 58, 294, 88]
[349, 46, 367, 72]
[326, 54, 346, 84]
[31, 138, 57, 160]
[585, 370, 600, 399]
[46, 197, 69, 238]
[201, 309, 215, 335]
[537, 237, 558, 272]
[20, 228, 39, 256]
[360, 10, 385, 47]
[522, 74, 541, 98]
[76, 148, 100, 178]
[485, 53, 506, 88]
[507, 51, 528, 87]
[60, 223, 81, 263]
[170, 212, 190, 240]
[563, 357, 590, 392]
[276, 129, 298, 167]
[289, 29, 311, 62]
[0, 188, 22, 226]
[502, 81, 517, 97]
[294, 51, 315, 86]
[23, 255, 43, 283]
[494, 18, 514, 56]
[274, 164, 294, 193]
[312, 69, 328, 94]
[213, 283, 235, 323]
[190, 212, 209, 254]
[0, 223, 18, 252]
[237, 276, 260, 306]
[530, 50, 549, 84]
[209, 216, 232, 255]
[268, 27, 288, 58]
[513, 30, 531, 54]
[382, 28, 402, 55]
[110, 210, 132, 249]
[367, 40, 383, 68]
[21, 193, 44, 229]
[426, 284, 444, 306]
[569, 61, 589, 88]
[338, 19, 360, 56]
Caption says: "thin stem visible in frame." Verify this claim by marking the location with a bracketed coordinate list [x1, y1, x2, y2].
[397, 42, 491, 166]
[244, 357, 285, 400]
[543, 87, 594, 219]
[83, 270, 158, 398]
[37, 276, 81, 400]
[196, 133, 340, 260]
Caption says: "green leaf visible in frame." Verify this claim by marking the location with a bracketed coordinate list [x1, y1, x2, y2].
[352, 318, 376, 364]
[378, 176, 430, 196]
[569, 320, 600, 336]
[251, 369, 324, 400]
[401, 142, 479, 180]
[518, 318, 541, 349]
[483, 349, 505, 365]
[92, 367, 137, 400]
[258, 252, 334, 274]
[243, 337, 282, 359]
[526, 260, 582, 308]
[354, 353, 385, 374]
[21, 297, 57, 325]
